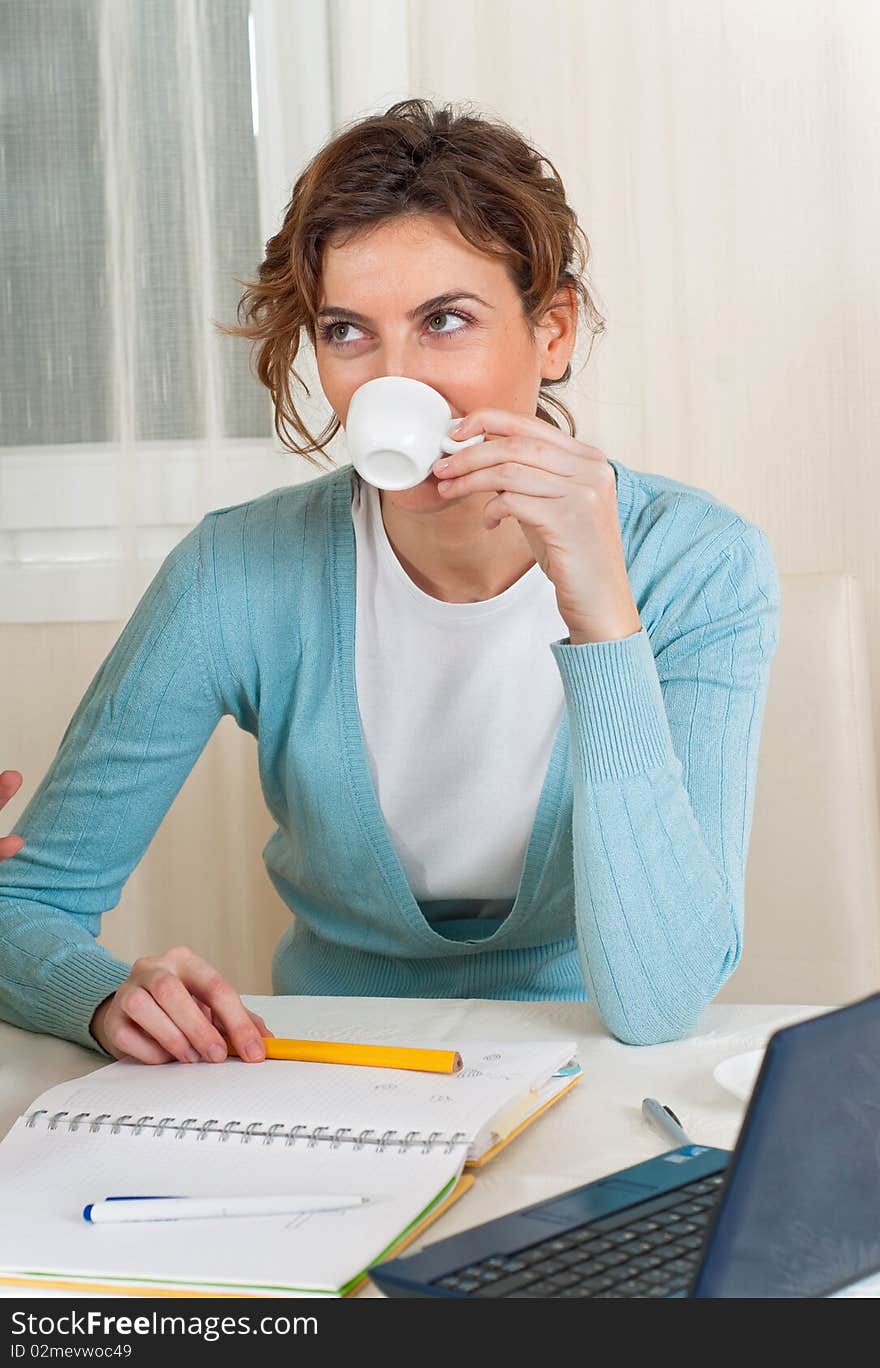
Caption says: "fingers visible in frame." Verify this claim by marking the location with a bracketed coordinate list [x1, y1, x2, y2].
[0, 770, 23, 806]
[0, 772, 24, 861]
[247, 1011, 274, 1038]
[0, 834, 24, 860]
[104, 1016, 176, 1066]
[437, 462, 568, 501]
[101, 947, 267, 1065]
[121, 984, 204, 1063]
[168, 950, 267, 1062]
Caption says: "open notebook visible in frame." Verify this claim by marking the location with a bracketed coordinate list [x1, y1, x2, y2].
[0, 1038, 580, 1298]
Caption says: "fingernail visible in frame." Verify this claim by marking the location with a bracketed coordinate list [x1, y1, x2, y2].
[185, 1047, 200, 1063]
[208, 1043, 227, 1062]
[244, 1038, 264, 1062]
[434, 458, 450, 471]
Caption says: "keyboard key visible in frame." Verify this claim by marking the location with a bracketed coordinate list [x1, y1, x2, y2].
[573, 1256, 611, 1275]
[544, 1271, 582, 1289]
[541, 1236, 581, 1254]
[640, 1230, 678, 1249]
[570, 1227, 603, 1244]
[473, 1270, 542, 1297]
[641, 1267, 676, 1284]
[665, 1257, 699, 1276]
[614, 1279, 653, 1295]
[523, 1279, 564, 1296]
[675, 1201, 713, 1217]
[531, 1257, 567, 1276]
[580, 1274, 617, 1293]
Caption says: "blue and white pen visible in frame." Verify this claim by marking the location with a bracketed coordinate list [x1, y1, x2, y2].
[83, 1194, 368, 1223]
[641, 1098, 694, 1148]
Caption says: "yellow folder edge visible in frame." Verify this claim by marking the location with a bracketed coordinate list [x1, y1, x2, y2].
[466, 1070, 582, 1169]
[0, 1174, 477, 1301]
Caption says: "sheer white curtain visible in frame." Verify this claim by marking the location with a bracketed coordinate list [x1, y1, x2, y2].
[0, 0, 410, 625]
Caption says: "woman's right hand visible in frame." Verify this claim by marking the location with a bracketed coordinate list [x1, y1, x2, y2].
[89, 945, 273, 1065]
[0, 770, 24, 861]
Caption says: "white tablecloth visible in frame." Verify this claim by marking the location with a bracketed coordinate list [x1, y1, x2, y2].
[0, 996, 876, 1297]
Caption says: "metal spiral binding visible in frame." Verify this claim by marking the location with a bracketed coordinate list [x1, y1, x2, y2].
[23, 1108, 472, 1154]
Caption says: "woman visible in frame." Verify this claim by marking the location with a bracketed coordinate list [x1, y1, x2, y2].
[0, 99, 779, 1063]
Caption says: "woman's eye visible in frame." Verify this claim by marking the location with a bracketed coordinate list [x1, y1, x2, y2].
[319, 309, 471, 349]
[427, 311, 467, 335]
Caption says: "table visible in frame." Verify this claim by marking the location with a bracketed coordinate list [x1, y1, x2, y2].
[1, 996, 876, 1297]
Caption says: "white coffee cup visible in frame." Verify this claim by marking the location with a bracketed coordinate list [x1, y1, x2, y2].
[343, 376, 485, 490]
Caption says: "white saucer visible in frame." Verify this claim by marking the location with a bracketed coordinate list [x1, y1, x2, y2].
[712, 1047, 765, 1101]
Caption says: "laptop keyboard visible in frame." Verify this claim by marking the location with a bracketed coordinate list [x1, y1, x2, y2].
[430, 1172, 725, 1298]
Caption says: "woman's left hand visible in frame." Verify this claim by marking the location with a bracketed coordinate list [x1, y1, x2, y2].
[433, 409, 642, 644]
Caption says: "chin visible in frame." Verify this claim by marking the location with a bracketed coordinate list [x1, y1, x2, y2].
[382, 472, 446, 510]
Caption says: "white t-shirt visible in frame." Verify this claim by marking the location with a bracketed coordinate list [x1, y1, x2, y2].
[351, 476, 569, 922]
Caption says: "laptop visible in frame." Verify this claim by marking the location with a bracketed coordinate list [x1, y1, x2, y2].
[370, 992, 880, 1299]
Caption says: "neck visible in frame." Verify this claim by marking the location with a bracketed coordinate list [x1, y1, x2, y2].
[377, 488, 537, 603]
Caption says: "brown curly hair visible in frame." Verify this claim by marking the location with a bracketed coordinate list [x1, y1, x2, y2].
[216, 98, 606, 469]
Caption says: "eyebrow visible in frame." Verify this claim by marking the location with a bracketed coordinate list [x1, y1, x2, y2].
[315, 291, 494, 324]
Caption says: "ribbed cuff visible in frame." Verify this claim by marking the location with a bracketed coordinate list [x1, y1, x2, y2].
[550, 628, 676, 782]
[40, 945, 133, 1055]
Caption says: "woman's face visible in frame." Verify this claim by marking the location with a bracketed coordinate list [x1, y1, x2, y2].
[314, 212, 575, 516]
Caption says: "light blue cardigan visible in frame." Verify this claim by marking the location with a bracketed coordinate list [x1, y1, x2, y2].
[0, 459, 780, 1051]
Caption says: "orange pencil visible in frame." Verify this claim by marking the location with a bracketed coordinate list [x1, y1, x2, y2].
[229, 1038, 463, 1074]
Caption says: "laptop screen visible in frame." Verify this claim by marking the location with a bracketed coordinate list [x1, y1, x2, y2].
[693, 992, 880, 1298]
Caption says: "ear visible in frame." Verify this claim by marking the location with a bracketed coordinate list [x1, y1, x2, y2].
[536, 285, 578, 382]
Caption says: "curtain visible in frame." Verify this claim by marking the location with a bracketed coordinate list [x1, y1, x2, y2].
[0, 0, 413, 624]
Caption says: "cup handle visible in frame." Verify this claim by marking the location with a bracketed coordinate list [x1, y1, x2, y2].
[440, 427, 486, 455]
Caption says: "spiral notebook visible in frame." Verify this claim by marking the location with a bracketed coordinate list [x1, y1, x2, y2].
[0, 1039, 580, 1298]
